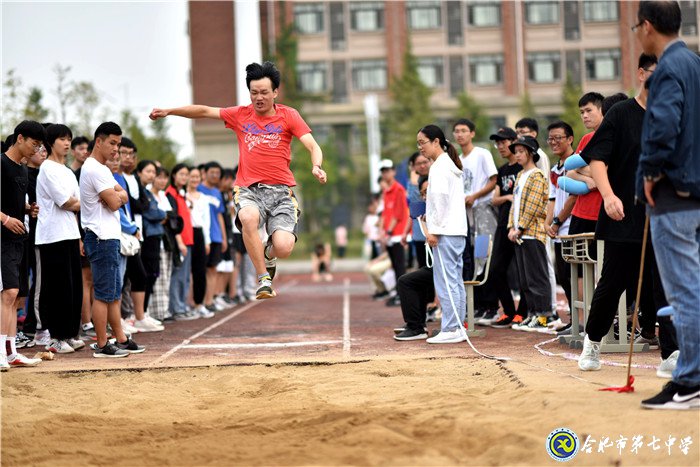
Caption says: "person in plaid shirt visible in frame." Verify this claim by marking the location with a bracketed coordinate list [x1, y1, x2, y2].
[507, 135, 554, 332]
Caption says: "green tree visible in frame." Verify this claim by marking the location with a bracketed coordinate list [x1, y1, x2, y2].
[559, 73, 586, 148]
[519, 90, 537, 121]
[383, 41, 434, 161]
[68, 81, 100, 136]
[53, 64, 73, 123]
[454, 91, 492, 144]
[23, 87, 49, 123]
[1, 69, 24, 136]
[120, 109, 179, 168]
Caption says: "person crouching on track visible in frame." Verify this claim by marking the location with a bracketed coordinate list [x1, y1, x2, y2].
[417, 125, 469, 344]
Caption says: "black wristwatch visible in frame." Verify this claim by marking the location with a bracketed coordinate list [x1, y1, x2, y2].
[552, 216, 562, 226]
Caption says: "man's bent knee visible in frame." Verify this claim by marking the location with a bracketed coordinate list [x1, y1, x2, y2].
[238, 206, 260, 229]
[271, 231, 295, 258]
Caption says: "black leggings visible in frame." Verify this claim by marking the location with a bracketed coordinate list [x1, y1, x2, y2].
[37, 240, 82, 340]
[142, 235, 162, 311]
[191, 228, 207, 305]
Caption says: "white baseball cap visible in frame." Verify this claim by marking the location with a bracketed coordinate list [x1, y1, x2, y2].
[378, 159, 394, 171]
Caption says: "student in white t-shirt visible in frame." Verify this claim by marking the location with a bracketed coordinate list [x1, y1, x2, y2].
[80, 122, 144, 358]
[35, 124, 84, 354]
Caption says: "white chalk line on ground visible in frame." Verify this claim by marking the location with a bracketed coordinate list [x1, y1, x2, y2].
[343, 277, 351, 358]
[150, 280, 299, 366]
[182, 340, 343, 350]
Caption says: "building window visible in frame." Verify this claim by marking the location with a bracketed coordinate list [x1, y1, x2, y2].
[294, 3, 325, 34]
[583, 1, 618, 22]
[297, 62, 327, 93]
[467, 1, 501, 27]
[585, 49, 620, 81]
[527, 51, 561, 83]
[407, 1, 442, 30]
[352, 59, 387, 91]
[350, 1, 384, 31]
[469, 54, 504, 85]
[417, 56, 444, 87]
[525, 1, 560, 24]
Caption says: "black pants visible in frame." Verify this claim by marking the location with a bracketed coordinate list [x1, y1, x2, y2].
[412, 240, 427, 269]
[487, 226, 527, 317]
[398, 267, 435, 331]
[125, 252, 147, 292]
[585, 240, 661, 342]
[554, 242, 572, 308]
[142, 235, 162, 311]
[37, 240, 82, 340]
[23, 242, 39, 334]
[514, 239, 551, 315]
[387, 242, 406, 282]
[191, 227, 207, 305]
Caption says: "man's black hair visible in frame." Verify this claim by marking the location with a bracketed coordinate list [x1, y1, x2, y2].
[204, 161, 223, 172]
[13, 120, 46, 143]
[71, 135, 89, 149]
[638, 53, 658, 70]
[196, 163, 207, 173]
[546, 121, 575, 139]
[245, 61, 281, 90]
[119, 136, 137, 152]
[638, 1, 681, 35]
[602, 93, 629, 116]
[87, 139, 95, 153]
[46, 124, 73, 148]
[417, 175, 429, 189]
[578, 92, 605, 109]
[408, 151, 421, 165]
[453, 118, 475, 132]
[94, 122, 122, 140]
[515, 117, 539, 133]
[222, 168, 235, 179]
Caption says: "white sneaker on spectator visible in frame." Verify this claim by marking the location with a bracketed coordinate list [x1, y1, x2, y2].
[656, 350, 679, 379]
[426, 329, 466, 344]
[0, 354, 10, 370]
[8, 353, 42, 367]
[46, 339, 75, 354]
[133, 319, 165, 333]
[121, 318, 140, 335]
[67, 338, 86, 350]
[578, 335, 601, 371]
[196, 305, 215, 319]
[33, 329, 51, 347]
[144, 314, 163, 327]
[214, 295, 229, 309]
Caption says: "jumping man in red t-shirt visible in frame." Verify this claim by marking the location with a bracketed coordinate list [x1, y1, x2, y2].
[149, 61, 327, 300]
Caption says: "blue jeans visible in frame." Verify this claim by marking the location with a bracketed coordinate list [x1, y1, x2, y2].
[83, 231, 122, 303]
[650, 209, 700, 386]
[432, 235, 466, 332]
[169, 246, 191, 314]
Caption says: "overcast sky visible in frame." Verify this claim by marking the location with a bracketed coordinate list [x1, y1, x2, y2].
[2, 0, 194, 160]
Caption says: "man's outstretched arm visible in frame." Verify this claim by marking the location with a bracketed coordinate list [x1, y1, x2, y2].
[299, 133, 327, 184]
[150, 105, 222, 121]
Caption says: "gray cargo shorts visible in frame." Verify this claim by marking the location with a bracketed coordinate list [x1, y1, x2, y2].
[233, 183, 301, 239]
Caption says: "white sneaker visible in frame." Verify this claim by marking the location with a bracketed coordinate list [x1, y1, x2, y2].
[33, 329, 51, 347]
[212, 301, 225, 311]
[214, 295, 229, 309]
[144, 314, 163, 326]
[46, 339, 75, 354]
[0, 354, 9, 371]
[8, 352, 42, 367]
[121, 318, 140, 334]
[67, 338, 86, 350]
[578, 335, 602, 371]
[196, 305, 215, 319]
[133, 319, 165, 333]
[656, 350, 680, 379]
[426, 329, 466, 344]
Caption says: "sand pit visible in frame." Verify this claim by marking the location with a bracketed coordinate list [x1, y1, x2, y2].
[2, 356, 698, 466]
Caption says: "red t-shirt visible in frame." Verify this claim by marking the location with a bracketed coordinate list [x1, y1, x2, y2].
[572, 132, 602, 220]
[381, 181, 409, 237]
[165, 185, 193, 246]
[220, 104, 311, 187]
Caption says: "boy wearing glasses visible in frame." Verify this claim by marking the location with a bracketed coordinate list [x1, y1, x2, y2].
[1, 121, 45, 369]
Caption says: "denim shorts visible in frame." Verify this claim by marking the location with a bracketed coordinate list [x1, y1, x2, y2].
[83, 230, 122, 302]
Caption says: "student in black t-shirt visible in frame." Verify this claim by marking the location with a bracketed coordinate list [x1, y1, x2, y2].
[1, 120, 46, 369]
[484, 128, 529, 328]
[578, 53, 675, 372]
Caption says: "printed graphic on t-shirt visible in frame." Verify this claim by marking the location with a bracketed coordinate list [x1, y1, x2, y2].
[500, 173, 516, 194]
[463, 169, 474, 194]
[242, 122, 283, 151]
